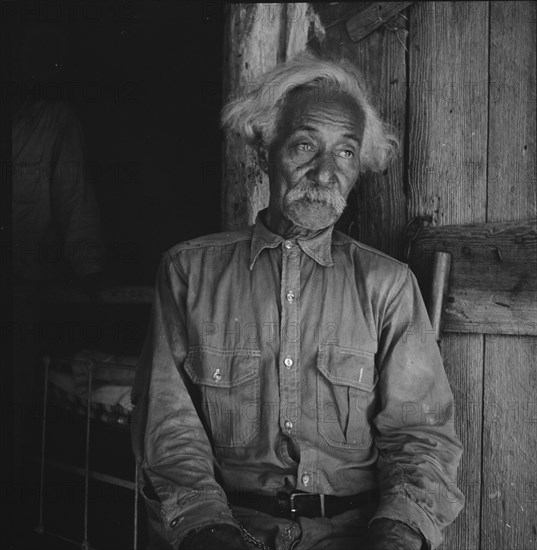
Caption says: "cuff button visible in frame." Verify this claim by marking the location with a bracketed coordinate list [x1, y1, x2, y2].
[170, 516, 182, 528]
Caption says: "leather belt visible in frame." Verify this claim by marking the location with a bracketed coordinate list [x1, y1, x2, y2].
[227, 490, 378, 519]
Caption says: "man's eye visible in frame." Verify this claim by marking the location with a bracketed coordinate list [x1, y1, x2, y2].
[337, 150, 354, 159]
[296, 143, 315, 152]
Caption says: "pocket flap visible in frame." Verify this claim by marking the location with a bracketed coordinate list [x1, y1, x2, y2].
[317, 345, 376, 391]
[184, 346, 260, 388]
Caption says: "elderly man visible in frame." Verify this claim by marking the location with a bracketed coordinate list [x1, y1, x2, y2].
[131, 52, 464, 550]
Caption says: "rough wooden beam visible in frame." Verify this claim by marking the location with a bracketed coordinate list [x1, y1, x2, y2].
[346, 2, 413, 42]
[408, 219, 537, 335]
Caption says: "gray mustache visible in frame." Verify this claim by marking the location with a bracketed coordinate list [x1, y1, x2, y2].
[286, 183, 347, 214]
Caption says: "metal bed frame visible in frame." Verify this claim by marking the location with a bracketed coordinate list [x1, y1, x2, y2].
[35, 286, 154, 550]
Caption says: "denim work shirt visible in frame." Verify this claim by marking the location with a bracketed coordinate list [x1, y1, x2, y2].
[131, 210, 464, 549]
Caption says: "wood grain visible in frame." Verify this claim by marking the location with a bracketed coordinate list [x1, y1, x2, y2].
[427, 251, 451, 341]
[482, 2, 537, 549]
[481, 337, 537, 550]
[222, 4, 283, 231]
[440, 332, 485, 550]
[408, 3, 490, 548]
[486, 1, 537, 223]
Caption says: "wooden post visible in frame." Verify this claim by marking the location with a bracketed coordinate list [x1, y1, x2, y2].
[427, 251, 451, 343]
[221, 4, 282, 231]
[222, 3, 325, 230]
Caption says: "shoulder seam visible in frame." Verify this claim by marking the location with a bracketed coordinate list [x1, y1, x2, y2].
[332, 234, 407, 267]
[386, 263, 410, 309]
[167, 231, 253, 258]
[161, 250, 188, 285]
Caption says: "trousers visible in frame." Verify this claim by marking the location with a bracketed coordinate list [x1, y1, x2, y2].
[230, 501, 376, 550]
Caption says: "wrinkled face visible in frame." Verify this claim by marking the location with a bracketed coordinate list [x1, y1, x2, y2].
[266, 87, 365, 231]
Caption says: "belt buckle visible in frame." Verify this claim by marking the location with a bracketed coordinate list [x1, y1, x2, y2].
[289, 492, 326, 519]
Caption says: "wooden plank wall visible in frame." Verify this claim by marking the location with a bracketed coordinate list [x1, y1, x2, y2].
[318, 2, 407, 259]
[222, 2, 537, 548]
[482, 3, 536, 550]
[408, 4, 489, 549]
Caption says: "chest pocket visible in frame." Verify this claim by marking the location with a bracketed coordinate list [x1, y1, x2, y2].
[184, 346, 261, 448]
[316, 344, 377, 450]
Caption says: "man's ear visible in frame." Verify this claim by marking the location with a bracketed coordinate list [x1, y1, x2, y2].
[257, 145, 269, 174]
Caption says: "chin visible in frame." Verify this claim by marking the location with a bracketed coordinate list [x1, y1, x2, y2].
[285, 202, 340, 231]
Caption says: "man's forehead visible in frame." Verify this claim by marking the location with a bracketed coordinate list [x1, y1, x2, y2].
[277, 86, 365, 137]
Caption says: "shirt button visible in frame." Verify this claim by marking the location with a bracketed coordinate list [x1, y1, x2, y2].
[284, 240, 293, 249]
[301, 474, 310, 486]
[286, 291, 295, 302]
[284, 420, 293, 430]
[212, 369, 222, 382]
[284, 357, 293, 368]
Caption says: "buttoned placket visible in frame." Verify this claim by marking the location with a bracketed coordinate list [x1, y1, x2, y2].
[278, 240, 315, 492]
[278, 240, 300, 447]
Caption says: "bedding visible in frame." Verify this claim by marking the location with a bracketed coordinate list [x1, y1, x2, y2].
[46, 349, 137, 425]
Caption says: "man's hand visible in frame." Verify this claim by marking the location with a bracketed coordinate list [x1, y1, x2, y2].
[369, 518, 424, 550]
[179, 524, 252, 550]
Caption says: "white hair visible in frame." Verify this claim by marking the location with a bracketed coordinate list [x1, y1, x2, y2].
[221, 50, 399, 173]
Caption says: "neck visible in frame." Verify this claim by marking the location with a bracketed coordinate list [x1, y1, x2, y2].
[263, 207, 327, 240]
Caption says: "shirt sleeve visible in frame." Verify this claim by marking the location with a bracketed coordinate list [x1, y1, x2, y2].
[130, 252, 239, 549]
[370, 266, 464, 549]
[50, 102, 103, 278]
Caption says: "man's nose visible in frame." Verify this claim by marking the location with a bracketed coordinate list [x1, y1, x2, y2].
[311, 151, 337, 186]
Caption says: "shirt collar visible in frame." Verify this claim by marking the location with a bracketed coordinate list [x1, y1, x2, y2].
[249, 209, 335, 270]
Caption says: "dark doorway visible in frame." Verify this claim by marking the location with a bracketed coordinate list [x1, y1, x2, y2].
[7, 3, 226, 549]
[13, 1, 225, 284]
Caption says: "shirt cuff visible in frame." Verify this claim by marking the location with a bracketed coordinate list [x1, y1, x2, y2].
[369, 492, 441, 549]
[141, 491, 239, 549]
